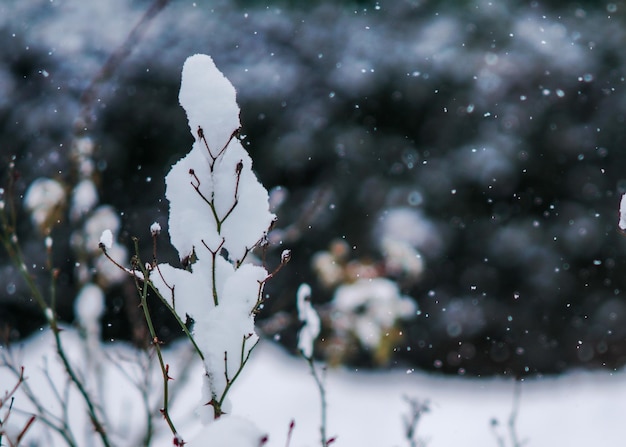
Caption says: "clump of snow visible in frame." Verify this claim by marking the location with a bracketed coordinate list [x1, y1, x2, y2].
[150, 221, 161, 236]
[618, 194, 626, 231]
[165, 54, 275, 264]
[23, 177, 66, 231]
[74, 283, 106, 330]
[83, 205, 121, 253]
[99, 229, 113, 249]
[150, 54, 276, 424]
[296, 283, 320, 359]
[70, 178, 99, 221]
[332, 277, 417, 349]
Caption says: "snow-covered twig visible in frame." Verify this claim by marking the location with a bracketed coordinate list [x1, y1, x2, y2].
[296, 284, 335, 447]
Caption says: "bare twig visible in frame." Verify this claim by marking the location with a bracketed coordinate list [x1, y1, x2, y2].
[304, 356, 331, 447]
[76, 0, 172, 134]
[0, 367, 35, 447]
[490, 379, 527, 447]
[402, 396, 429, 447]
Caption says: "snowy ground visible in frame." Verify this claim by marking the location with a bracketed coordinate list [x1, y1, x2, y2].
[2, 329, 625, 447]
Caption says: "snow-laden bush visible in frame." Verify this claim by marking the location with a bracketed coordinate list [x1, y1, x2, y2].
[152, 54, 275, 421]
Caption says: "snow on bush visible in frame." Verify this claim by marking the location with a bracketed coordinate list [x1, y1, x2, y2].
[23, 177, 66, 232]
[333, 277, 417, 350]
[147, 54, 276, 434]
[296, 283, 320, 359]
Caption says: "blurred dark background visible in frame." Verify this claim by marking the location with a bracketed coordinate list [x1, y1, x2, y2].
[2, 0, 626, 377]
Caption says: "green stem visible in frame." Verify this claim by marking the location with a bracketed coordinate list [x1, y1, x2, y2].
[306, 356, 328, 447]
[132, 238, 205, 360]
[135, 273, 180, 441]
[217, 336, 259, 410]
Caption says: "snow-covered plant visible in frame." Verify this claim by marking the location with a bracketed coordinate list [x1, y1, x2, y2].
[154, 52, 275, 420]
[311, 238, 419, 365]
[333, 277, 417, 352]
[23, 177, 66, 233]
[100, 53, 285, 445]
[297, 283, 321, 359]
[296, 283, 335, 447]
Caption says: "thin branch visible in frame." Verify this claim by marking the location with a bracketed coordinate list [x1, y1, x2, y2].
[402, 396, 429, 447]
[133, 266, 182, 443]
[508, 380, 525, 447]
[214, 334, 259, 418]
[305, 356, 329, 447]
[76, 0, 172, 134]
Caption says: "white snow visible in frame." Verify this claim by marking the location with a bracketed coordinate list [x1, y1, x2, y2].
[149, 54, 276, 424]
[99, 229, 113, 249]
[74, 283, 106, 329]
[150, 221, 161, 236]
[188, 416, 267, 447]
[94, 242, 128, 286]
[70, 178, 99, 221]
[619, 193, 626, 230]
[165, 54, 275, 264]
[3, 332, 626, 447]
[23, 177, 66, 230]
[332, 277, 417, 350]
[85, 205, 120, 252]
[296, 283, 320, 359]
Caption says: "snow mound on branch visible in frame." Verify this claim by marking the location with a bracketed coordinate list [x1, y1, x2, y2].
[151, 54, 275, 424]
[166, 54, 275, 264]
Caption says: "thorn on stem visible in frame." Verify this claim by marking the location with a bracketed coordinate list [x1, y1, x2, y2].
[173, 434, 186, 446]
[165, 364, 174, 381]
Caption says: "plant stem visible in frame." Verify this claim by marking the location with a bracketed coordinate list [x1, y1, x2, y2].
[306, 357, 328, 447]
[135, 272, 181, 443]
[0, 197, 111, 447]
